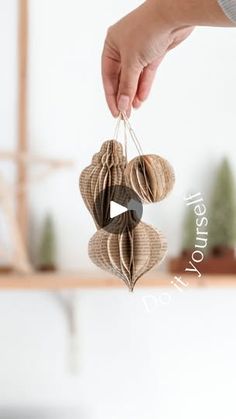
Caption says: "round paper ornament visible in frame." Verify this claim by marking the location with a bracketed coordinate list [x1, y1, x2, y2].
[124, 154, 175, 203]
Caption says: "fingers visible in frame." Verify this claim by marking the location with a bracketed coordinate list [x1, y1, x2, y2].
[117, 61, 143, 116]
[102, 47, 121, 117]
[102, 44, 163, 116]
[133, 56, 164, 109]
[133, 96, 142, 109]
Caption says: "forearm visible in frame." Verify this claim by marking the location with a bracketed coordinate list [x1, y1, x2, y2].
[147, 0, 236, 27]
[102, 0, 235, 116]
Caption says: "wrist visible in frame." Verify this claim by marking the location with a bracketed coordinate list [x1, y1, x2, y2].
[146, 0, 235, 28]
[145, 0, 187, 30]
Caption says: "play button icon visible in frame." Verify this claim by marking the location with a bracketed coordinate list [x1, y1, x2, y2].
[110, 201, 127, 218]
[93, 185, 143, 234]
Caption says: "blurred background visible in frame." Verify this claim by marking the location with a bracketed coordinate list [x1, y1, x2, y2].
[0, 0, 236, 418]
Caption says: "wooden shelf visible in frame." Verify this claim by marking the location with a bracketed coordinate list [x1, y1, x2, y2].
[0, 271, 235, 290]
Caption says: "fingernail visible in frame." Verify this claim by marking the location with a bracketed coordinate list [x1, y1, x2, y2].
[118, 95, 130, 112]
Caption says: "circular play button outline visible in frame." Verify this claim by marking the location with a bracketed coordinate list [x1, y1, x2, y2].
[93, 185, 143, 234]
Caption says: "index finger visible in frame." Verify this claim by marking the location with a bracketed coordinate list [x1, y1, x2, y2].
[102, 46, 121, 117]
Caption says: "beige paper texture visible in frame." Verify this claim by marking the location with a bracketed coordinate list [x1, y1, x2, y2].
[88, 220, 167, 291]
[124, 154, 175, 203]
[79, 140, 126, 228]
[80, 139, 173, 291]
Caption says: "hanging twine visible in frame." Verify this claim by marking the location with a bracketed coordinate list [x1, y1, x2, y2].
[113, 112, 144, 163]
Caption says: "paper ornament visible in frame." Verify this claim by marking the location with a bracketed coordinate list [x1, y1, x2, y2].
[88, 219, 167, 291]
[124, 154, 175, 203]
[79, 140, 126, 228]
[79, 115, 175, 291]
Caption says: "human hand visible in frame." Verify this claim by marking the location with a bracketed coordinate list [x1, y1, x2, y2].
[102, 0, 194, 117]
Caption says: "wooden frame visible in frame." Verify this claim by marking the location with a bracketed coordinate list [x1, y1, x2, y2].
[0, 0, 73, 277]
[17, 0, 28, 244]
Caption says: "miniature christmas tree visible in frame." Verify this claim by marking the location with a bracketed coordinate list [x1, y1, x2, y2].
[182, 207, 196, 254]
[38, 214, 57, 271]
[208, 158, 236, 255]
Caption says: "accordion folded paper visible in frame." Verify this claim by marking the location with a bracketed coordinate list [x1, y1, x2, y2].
[88, 220, 167, 291]
[79, 116, 175, 291]
[79, 140, 126, 228]
[124, 154, 175, 203]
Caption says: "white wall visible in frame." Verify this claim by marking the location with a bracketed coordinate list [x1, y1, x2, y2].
[1, 288, 236, 419]
[1, 1, 236, 418]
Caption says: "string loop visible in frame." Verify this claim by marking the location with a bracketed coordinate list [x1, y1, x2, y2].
[113, 112, 144, 160]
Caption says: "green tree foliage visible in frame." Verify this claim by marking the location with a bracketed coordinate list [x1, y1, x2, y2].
[208, 158, 236, 252]
[182, 207, 196, 253]
[38, 215, 57, 270]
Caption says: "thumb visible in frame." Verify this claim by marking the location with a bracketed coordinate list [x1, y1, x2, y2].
[117, 62, 142, 115]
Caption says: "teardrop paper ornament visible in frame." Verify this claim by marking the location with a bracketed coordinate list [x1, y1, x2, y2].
[88, 218, 167, 291]
[124, 154, 175, 204]
[79, 140, 127, 227]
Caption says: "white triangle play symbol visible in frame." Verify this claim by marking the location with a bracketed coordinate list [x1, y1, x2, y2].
[110, 201, 127, 219]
